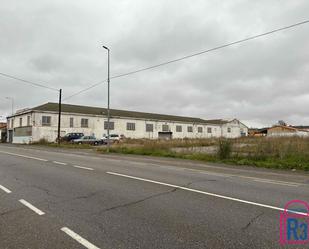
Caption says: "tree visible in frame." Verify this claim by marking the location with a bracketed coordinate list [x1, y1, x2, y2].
[278, 120, 287, 126]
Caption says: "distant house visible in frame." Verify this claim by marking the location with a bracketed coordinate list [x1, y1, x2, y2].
[292, 126, 309, 132]
[267, 125, 309, 137]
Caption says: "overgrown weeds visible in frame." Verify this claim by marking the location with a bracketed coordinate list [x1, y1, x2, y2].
[98, 136, 309, 171]
[218, 139, 231, 159]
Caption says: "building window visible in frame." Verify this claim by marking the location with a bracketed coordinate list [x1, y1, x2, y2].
[227, 127, 231, 133]
[127, 122, 136, 131]
[11, 119, 14, 129]
[104, 121, 114, 130]
[207, 127, 212, 133]
[27, 116, 30, 126]
[70, 117, 74, 128]
[187, 126, 193, 132]
[176, 125, 182, 132]
[198, 127, 203, 133]
[81, 118, 88, 128]
[162, 124, 169, 132]
[19, 118, 23, 127]
[146, 124, 153, 132]
[42, 116, 51, 126]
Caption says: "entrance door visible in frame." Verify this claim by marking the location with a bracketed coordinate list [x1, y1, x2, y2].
[8, 130, 13, 143]
[158, 132, 173, 140]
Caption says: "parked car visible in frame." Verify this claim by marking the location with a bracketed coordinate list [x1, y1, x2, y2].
[72, 136, 101, 145]
[101, 134, 122, 144]
[61, 133, 84, 142]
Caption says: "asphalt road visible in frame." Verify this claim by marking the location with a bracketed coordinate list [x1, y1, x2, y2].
[0, 144, 308, 249]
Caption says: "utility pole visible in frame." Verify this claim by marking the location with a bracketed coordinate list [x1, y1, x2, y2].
[103, 46, 110, 152]
[57, 89, 62, 144]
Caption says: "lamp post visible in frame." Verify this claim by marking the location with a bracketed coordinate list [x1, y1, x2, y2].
[5, 97, 14, 115]
[103, 45, 110, 152]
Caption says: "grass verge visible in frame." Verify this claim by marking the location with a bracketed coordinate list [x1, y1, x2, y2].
[97, 137, 309, 171]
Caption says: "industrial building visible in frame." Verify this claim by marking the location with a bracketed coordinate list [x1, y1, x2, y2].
[6, 103, 248, 143]
[267, 125, 309, 137]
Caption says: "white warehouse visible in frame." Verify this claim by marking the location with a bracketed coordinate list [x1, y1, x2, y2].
[7, 103, 248, 144]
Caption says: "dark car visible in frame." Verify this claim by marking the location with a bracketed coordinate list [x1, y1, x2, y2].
[61, 133, 84, 142]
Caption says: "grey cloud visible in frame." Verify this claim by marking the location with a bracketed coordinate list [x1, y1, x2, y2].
[1, 0, 309, 128]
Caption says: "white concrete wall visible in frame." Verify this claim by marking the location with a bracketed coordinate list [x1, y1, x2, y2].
[12, 136, 32, 144]
[7, 112, 33, 144]
[221, 119, 248, 138]
[31, 112, 223, 142]
[7, 111, 247, 143]
[268, 131, 309, 137]
[7, 113, 32, 129]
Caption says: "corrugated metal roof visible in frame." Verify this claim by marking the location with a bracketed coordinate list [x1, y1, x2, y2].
[32, 102, 218, 124]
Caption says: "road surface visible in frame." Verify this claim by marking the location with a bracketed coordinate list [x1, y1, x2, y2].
[0, 144, 308, 248]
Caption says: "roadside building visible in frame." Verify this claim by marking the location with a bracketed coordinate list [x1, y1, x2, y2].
[0, 122, 7, 142]
[267, 125, 309, 137]
[6, 102, 248, 143]
[292, 126, 309, 132]
[204, 119, 248, 138]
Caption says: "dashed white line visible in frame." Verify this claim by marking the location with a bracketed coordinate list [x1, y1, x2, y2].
[52, 161, 67, 165]
[0, 184, 12, 193]
[0, 150, 48, 162]
[252, 178, 300, 187]
[61, 227, 100, 249]
[106, 171, 308, 216]
[73, 165, 94, 171]
[19, 199, 45, 216]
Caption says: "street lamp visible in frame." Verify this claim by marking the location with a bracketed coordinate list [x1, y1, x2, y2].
[103, 45, 110, 152]
[5, 97, 14, 115]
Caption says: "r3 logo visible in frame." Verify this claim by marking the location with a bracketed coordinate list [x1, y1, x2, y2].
[287, 217, 308, 241]
[280, 200, 309, 245]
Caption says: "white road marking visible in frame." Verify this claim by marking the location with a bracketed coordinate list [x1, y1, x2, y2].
[73, 165, 94, 171]
[252, 178, 300, 187]
[0, 184, 12, 193]
[61, 227, 100, 249]
[0, 148, 303, 187]
[19, 199, 45, 215]
[107, 171, 308, 216]
[185, 168, 301, 187]
[53, 161, 67, 165]
[0, 150, 48, 162]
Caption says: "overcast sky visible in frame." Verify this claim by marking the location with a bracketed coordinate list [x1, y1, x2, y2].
[0, 0, 309, 127]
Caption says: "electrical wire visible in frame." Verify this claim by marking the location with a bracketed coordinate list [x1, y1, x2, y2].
[62, 19, 309, 100]
[63, 80, 106, 101]
[0, 72, 59, 92]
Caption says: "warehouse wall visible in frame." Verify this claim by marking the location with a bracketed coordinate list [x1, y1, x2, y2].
[7, 111, 247, 143]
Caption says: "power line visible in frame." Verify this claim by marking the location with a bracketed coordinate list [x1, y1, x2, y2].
[0, 72, 59, 92]
[63, 80, 106, 101]
[64, 19, 309, 100]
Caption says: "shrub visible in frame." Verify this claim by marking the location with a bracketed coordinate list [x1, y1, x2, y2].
[218, 139, 232, 159]
[32, 138, 50, 145]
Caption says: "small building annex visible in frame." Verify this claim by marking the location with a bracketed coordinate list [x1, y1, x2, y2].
[6, 102, 248, 144]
